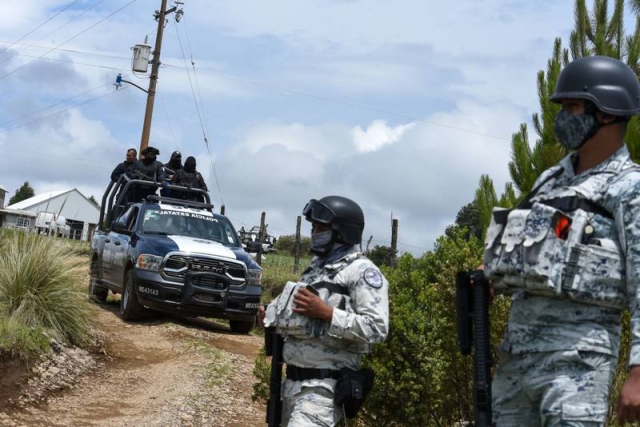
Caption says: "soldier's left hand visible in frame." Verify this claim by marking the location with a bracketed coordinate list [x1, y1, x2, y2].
[292, 287, 333, 322]
[617, 366, 640, 424]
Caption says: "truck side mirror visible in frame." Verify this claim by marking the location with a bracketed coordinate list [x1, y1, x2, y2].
[111, 221, 130, 234]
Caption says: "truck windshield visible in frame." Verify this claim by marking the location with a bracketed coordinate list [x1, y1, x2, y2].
[141, 207, 241, 247]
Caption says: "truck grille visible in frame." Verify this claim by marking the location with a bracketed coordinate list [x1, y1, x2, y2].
[163, 255, 246, 286]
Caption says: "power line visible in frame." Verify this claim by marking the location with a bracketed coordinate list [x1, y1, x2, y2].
[0, 82, 113, 128]
[0, 0, 137, 81]
[0, 85, 129, 134]
[0, 0, 108, 67]
[173, 20, 225, 206]
[0, 0, 82, 56]
[0, 47, 511, 142]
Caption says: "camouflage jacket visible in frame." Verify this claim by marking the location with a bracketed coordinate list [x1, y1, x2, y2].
[485, 145, 640, 365]
[264, 247, 389, 373]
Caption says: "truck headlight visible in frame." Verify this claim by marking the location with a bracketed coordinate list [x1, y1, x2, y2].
[136, 254, 163, 271]
[247, 269, 262, 286]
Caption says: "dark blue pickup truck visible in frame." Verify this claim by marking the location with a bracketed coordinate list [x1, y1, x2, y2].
[89, 177, 262, 334]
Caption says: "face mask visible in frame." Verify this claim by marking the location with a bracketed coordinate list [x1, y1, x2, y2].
[310, 230, 333, 256]
[554, 109, 599, 150]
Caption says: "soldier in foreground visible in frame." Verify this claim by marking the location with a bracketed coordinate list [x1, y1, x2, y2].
[258, 195, 389, 426]
[483, 56, 640, 425]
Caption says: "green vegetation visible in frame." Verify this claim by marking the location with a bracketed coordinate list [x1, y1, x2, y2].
[0, 231, 93, 359]
[8, 181, 35, 206]
[260, 253, 311, 302]
[274, 234, 311, 257]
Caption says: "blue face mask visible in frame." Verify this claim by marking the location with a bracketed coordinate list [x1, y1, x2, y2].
[554, 109, 599, 150]
[311, 230, 333, 256]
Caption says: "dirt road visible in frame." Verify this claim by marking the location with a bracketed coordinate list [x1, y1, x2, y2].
[0, 299, 267, 427]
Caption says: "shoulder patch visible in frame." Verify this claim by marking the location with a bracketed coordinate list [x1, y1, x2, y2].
[363, 268, 383, 288]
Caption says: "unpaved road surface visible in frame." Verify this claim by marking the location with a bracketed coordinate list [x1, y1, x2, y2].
[0, 298, 267, 427]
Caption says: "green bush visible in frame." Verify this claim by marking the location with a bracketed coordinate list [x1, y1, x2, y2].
[0, 318, 50, 359]
[274, 234, 312, 257]
[360, 227, 510, 426]
[0, 232, 93, 348]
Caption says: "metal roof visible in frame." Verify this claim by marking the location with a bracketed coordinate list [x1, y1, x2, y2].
[6, 189, 73, 210]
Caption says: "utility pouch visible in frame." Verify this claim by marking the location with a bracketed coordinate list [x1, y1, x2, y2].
[333, 367, 374, 419]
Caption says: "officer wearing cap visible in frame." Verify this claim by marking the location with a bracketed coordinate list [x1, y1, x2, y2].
[258, 195, 389, 426]
[125, 146, 166, 201]
[484, 55, 640, 426]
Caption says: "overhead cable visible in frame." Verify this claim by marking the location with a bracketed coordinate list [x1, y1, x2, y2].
[0, 0, 82, 57]
[0, 0, 138, 81]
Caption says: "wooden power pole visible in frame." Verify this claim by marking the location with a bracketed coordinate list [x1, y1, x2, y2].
[139, 0, 182, 155]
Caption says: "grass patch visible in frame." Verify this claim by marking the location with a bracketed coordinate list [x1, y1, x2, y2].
[187, 338, 232, 388]
[260, 254, 311, 303]
[0, 232, 93, 350]
[0, 318, 50, 359]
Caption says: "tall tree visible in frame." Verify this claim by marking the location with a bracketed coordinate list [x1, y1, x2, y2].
[475, 0, 640, 229]
[8, 181, 34, 206]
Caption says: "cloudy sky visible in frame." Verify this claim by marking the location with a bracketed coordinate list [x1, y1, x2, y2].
[0, 0, 620, 254]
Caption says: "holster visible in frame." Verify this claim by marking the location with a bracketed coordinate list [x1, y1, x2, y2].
[333, 367, 374, 419]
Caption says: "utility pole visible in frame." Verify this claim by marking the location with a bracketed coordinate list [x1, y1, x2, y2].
[139, 0, 183, 155]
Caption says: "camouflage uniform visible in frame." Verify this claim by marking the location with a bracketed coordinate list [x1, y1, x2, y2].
[484, 145, 640, 426]
[264, 247, 389, 426]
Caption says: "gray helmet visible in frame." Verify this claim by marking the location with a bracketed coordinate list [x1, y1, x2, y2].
[303, 195, 364, 245]
[549, 56, 640, 116]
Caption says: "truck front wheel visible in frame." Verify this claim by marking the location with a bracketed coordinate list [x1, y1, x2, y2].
[120, 270, 145, 321]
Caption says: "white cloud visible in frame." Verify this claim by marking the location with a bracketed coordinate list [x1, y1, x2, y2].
[352, 120, 413, 153]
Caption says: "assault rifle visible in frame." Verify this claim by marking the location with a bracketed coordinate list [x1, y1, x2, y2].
[456, 270, 492, 427]
[265, 326, 284, 427]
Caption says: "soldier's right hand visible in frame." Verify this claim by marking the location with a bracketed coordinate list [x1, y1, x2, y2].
[257, 305, 266, 327]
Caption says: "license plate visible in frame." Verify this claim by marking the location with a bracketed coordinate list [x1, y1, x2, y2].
[245, 302, 260, 309]
[197, 294, 216, 302]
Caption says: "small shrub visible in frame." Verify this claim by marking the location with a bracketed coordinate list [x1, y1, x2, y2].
[0, 233, 93, 347]
[0, 318, 50, 359]
[252, 346, 270, 403]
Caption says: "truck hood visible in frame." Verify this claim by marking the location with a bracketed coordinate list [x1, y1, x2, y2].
[140, 235, 259, 269]
[167, 235, 237, 259]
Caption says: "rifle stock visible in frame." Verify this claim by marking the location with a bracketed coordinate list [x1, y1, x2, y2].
[265, 327, 284, 427]
[456, 270, 492, 427]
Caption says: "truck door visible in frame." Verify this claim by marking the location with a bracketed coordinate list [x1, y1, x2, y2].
[109, 206, 139, 290]
[101, 206, 135, 287]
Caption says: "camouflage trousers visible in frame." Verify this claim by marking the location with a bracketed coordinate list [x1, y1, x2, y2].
[282, 379, 344, 427]
[493, 348, 616, 426]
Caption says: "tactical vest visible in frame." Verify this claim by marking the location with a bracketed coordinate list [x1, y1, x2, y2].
[484, 161, 633, 310]
[264, 253, 361, 340]
[132, 161, 159, 181]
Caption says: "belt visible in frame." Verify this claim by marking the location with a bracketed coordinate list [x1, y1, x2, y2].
[286, 365, 340, 381]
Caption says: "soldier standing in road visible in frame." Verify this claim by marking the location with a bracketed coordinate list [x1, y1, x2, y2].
[258, 195, 389, 426]
[484, 56, 640, 426]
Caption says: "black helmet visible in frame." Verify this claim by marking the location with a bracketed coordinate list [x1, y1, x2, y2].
[549, 56, 640, 116]
[141, 146, 160, 156]
[303, 195, 364, 245]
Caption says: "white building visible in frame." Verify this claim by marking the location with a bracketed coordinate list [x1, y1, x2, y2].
[2, 189, 100, 241]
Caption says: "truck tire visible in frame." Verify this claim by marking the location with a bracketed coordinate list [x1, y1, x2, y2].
[229, 319, 254, 334]
[120, 270, 145, 321]
[88, 259, 108, 304]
